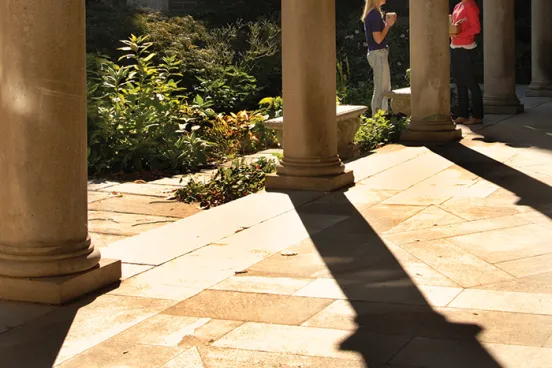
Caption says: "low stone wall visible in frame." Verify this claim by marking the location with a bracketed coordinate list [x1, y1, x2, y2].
[384, 87, 411, 116]
[264, 105, 368, 160]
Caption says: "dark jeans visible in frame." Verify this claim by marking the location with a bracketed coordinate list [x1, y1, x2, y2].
[451, 48, 483, 119]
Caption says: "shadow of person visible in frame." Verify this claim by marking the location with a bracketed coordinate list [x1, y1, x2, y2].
[464, 100, 552, 152]
[268, 188, 504, 367]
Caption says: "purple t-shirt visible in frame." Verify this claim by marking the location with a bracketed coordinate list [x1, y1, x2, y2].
[364, 9, 387, 51]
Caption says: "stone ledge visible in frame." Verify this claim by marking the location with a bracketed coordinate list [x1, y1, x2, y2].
[264, 105, 368, 160]
[0, 259, 121, 305]
[265, 170, 355, 192]
[384, 87, 411, 116]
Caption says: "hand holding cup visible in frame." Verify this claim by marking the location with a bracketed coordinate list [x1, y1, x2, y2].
[386, 12, 397, 27]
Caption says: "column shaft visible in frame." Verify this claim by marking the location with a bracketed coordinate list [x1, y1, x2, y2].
[483, 0, 524, 114]
[0, 0, 100, 277]
[401, 0, 461, 142]
[266, 0, 353, 191]
[527, 0, 552, 97]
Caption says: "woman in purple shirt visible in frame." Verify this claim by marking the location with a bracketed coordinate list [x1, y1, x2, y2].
[362, 0, 397, 116]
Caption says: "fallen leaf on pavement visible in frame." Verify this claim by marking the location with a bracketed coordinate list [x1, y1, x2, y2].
[234, 227, 249, 234]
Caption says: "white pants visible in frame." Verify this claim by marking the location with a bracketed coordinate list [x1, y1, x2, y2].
[367, 48, 391, 117]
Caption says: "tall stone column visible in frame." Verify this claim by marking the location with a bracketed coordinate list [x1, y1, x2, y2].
[401, 0, 461, 142]
[265, 0, 354, 192]
[526, 0, 552, 97]
[483, 0, 524, 114]
[0, 0, 120, 304]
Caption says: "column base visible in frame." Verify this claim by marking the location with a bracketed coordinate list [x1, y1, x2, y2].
[400, 118, 462, 143]
[265, 170, 354, 192]
[0, 259, 121, 305]
[483, 97, 524, 115]
[401, 128, 462, 143]
[0, 239, 102, 278]
[276, 156, 346, 177]
[526, 84, 552, 97]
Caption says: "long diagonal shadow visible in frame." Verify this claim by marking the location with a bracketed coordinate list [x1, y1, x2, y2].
[0, 283, 120, 366]
[0, 294, 99, 367]
[274, 189, 503, 367]
[429, 142, 552, 218]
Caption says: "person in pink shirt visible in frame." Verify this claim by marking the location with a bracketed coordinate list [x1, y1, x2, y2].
[450, 0, 483, 125]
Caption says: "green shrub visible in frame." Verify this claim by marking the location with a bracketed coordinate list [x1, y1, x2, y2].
[354, 111, 408, 152]
[87, 35, 213, 174]
[86, 2, 146, 56]
[258, 96, 283, 119]
[203, 110, 278, 158]
[181, 0, 280, 27]
[195, 65, 261, 112]
[176, 157, 277, 209]
[135, 13, 281, 112]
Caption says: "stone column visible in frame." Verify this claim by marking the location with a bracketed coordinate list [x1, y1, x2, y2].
[526, 0, 552, 97]
[0, 0, 120, 304]
[265, 0, 354, 192]
[483, 0, 524, 114]
[401, 0, 461, 142]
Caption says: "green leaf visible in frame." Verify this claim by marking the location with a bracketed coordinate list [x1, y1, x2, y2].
[194, 95, 204, 105]
[143, 53, 157, 62]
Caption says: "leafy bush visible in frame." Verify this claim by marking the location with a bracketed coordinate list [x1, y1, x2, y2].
[86, 2, 146, 56]
[87, 35, 213, 174]
[354, 111, 408, 152]
[181, 0, 280, 27]
[258, 96, 283, 119]
[176, 157, 277, 209]
[203, 110, 278, 158]
[135, 13, 281, 112]
[195, 65, 261, 112]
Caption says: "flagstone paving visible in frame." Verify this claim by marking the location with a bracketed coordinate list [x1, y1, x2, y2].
[85, 150, 282, 254]
[1, 96, 552, 367]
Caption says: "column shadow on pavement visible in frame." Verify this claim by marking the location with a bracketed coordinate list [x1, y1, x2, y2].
[0, 285, 118, 367]
[281, 190, 503, 367]
[431, 101, 552, 218]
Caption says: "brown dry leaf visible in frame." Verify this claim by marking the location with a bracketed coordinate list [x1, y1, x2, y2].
[235, 270, 248, 275]
[234, 227, 249, 234]
[134, 180, 147, 184]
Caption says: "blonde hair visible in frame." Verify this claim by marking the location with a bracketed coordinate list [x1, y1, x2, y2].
[361, 0, 382, 21]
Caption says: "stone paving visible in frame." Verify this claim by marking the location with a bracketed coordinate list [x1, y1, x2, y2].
[1, 96, 552, 367]
[86, 150, 282, 250]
